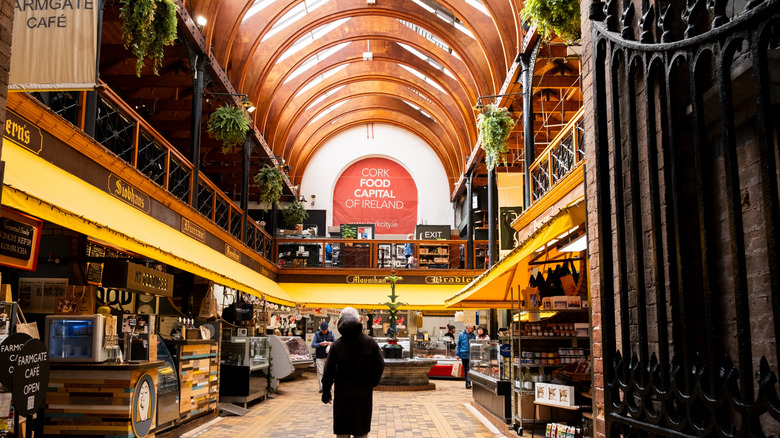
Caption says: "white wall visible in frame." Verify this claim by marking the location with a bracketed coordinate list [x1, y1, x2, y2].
[300, 123, 453, 238]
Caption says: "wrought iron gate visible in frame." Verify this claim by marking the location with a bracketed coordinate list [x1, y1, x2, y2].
[589, 0, 780, 435]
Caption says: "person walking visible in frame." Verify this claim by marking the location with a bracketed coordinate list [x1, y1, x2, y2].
[321, 307, 385, 438]
[403, 234, 415, 267]
[456, 323, 476, 389]
[312, 321, 335, 393]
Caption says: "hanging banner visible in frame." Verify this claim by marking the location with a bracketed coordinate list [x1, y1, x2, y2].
[332, 158, 417, 235]
[9, 0, 99, 91]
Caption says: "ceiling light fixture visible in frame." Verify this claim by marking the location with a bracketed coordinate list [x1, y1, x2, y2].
[196, 15, 207, 27]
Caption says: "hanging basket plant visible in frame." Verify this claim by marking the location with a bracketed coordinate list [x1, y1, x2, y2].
[476, 104, 516, 171]
[120, 0, 179, 76]
[207, 104, 251, 153]
[283, 199, 309, 228]
[520, 0, 581, 44]
[253, 164, 285, 210]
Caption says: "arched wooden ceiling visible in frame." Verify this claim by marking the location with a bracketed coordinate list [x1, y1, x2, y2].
[96, 0, 581, 202]
[189, 0, 520, 186]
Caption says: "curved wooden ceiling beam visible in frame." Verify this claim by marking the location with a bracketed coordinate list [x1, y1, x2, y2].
[236, 1, 494, 101]
[286, 110, 459, 186]
[280, 89, 461, 166]
[271, 68, 469, 166]
[264, 48, 474, 152]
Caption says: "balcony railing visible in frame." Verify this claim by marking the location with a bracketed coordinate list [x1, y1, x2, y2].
[528, 108, 585, 205]
[276, 238, 490, 271]
[28, 88, 275, 263]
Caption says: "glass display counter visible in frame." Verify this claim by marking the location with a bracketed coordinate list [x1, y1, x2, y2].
[220, 337, 271, 407]
[470, 339, 500, 379]
[273, 335, 313, 379]
[413, 339, 461, 378]
[469, 339, 512, 424]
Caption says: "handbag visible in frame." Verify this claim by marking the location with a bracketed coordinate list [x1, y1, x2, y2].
[15, 307, 39, 339]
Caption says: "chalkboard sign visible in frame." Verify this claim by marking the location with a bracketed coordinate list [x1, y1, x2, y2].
[0, 332, 32, 388]
[11, 338, 49, 416]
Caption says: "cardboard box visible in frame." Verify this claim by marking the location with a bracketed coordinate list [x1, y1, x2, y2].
[565, 296, 582, 309]
[574, 323, 589, 337]
[535, 382, 576, 407]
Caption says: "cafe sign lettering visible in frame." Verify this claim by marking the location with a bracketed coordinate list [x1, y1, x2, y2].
[181, 218, 207, 243]
[3, 111, 43, 154]
[102, 262, 174, 297]
[0, 207, 42, 271]
[108, 174, 151, 214]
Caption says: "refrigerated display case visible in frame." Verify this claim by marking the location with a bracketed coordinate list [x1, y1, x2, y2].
[270, 335, 312, 379]
[469, 338, 511, 424]
[413, 339, 461, 378]
[45, 314, 112, 362]
[155, 334, 180, 430]
[219, 337, 271, 407]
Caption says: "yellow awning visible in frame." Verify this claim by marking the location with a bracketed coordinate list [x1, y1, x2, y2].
[1, 142, 297, 306]
[280, 283, 467, 310]
[445, 200, 586, 308]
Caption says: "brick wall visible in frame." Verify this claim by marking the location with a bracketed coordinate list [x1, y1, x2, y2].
[0, 0, 13, 126]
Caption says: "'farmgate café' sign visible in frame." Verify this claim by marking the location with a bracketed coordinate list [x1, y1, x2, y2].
[333, 157, 418, 235]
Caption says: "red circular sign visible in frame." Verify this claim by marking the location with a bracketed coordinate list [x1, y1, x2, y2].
[333, 158, 418, 235]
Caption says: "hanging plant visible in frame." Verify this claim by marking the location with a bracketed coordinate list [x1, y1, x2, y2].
[120, 0, 178, 76]
[520, 0, 581, 44]
[476, 104, 516, 171]
[283, 199, 309, 228]
[253, 164, 285, 210]
[207, 104, 251, 153]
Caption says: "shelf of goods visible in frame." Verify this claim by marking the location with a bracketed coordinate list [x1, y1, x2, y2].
[512, 307, 591, 430]
[418, 243, 450, 268]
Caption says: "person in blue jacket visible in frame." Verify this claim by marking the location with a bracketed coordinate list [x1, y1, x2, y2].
[455, 323, 476, 389]
[312, 321, 335, 393]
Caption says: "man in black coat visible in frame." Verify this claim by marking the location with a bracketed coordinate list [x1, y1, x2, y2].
[321, 307, 385, 438]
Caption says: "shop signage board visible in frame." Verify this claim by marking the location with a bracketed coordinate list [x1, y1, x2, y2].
[225, 244, 241, 262]
[181, 218, 207, 243]
[0, 332, 32, 388]
[102, 262, 174, 297]
[0, 207, 43, 271]
[280, 274, 477, 285]
[10, 338, 49, 416]
[3, 111, 43, 154]
[108, 174, 151, 214]
[8, 0, 98, 90]
[333, 157, 418, 235]
[414, 225, 450, 240]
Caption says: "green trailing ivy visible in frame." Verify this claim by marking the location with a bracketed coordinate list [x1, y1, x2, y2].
[253, 165, 285, 210]
[120, 0, 178, 76]
[207, 104, 251, 153]
[520, 0, 581, 44]
[476, 104, 516, 171]
[283, 200, 309, 228]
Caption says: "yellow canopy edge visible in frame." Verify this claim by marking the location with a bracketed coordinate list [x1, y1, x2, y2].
[280, 282, 468, 310]
[445, 201, 586, 308]
[2, 142, 297, 306]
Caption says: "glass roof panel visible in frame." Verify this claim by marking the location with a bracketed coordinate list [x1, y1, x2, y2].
[279, 18, 350, 63]
[310, 100, 349, 124]
[397, 19, 453, 54]
[285, 42, 350, 83]
[465, 0, 490, 16]
[397, 43, 456, 80]
[409, 0, 476, 39]
[306, 85, 346, 111]
[403, 100, 432, 119]
[295, 64, 348, 98]
[243, 0, 276, 23]
[263, 0, 330, 42]
[399, 64, 446, 94]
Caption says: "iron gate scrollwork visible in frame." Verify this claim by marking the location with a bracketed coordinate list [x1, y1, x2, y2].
[590, 0, 780, 436]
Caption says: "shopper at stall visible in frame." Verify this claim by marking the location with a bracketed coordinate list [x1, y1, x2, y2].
[312, 321, 335, 393]
[403, 234, 415, 267]
[476, 326, 490, 340]
[456, 323, 476, 389]
[321, 307, 385, 438]
[443, 324, 456, 340]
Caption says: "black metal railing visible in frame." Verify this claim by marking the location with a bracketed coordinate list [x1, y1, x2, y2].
[591, 0, 780, 435]
[527, 109, 585, 204]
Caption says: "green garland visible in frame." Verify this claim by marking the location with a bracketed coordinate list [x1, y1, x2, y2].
[253, 165, 285, 210]
[120, 0, 178, 76]
[520, 0, 581, 44]
[282, 199, 309, 228]
[207, 105, 251, 153]
[476, 104, 516, 171]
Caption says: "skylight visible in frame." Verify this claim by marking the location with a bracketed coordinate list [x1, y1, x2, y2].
[243, 0, 276, 23]
[397, 43, 456, 80]
[263, 0, 329, 42]
[279, 19, 350, 63]
[403, 100, 432, 119]
[295, 64, 348, 98]
[284, 42, 349, 83]
[398, 20, 453, 54]
[408, 87, 434, 105]
[310, 100, 349, 124]
[465, 0, 490, 16]
[399, 64, 446, 94]
[305, 85, 346, 111]
[409, 0, 475, 39]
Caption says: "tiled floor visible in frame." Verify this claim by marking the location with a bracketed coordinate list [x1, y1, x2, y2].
[186, 372, 505, 438]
